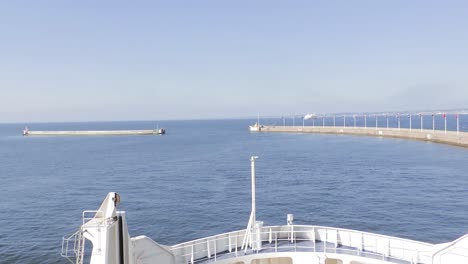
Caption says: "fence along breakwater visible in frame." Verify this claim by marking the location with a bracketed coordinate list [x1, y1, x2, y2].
[259, 125, 468, 148]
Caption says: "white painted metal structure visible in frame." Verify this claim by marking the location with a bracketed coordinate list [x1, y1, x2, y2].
[304, 113, 316, 120]
[249, 123, 262, 132]
[249, 114, 263, 132]
[62, 157, 468, 264]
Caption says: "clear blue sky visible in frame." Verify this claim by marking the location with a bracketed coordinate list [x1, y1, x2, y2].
[1, 1, 467, 122]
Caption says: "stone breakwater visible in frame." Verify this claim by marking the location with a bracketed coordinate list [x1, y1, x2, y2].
[259, 126, 468, 148]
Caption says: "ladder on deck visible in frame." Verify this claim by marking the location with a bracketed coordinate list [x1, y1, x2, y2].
[61, 229, 86, 264]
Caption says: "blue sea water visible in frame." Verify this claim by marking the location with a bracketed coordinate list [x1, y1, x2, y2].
[1, 118, 468, 263]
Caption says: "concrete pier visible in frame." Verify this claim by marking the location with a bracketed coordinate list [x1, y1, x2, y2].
[24, 129, 165, 136]
[259, 126, 468, 148]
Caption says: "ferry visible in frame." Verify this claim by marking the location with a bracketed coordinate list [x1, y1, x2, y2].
[61, 157, 468, 264]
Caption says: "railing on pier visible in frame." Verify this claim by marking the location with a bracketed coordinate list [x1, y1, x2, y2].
[274, 113, 467, 135]
[171, 225, 434, 264]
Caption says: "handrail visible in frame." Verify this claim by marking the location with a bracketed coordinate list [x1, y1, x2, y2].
[440, 247, 468, 258]
[271, 225, 433, 246]
[171, 225, 434, 263]
[172, 224, 432, 249]
[61, 229, 84, 264]
[82, 210, 104, 225]
[61, 210, 104, 264]
[431, 233, 468, 263]
[174, 234, 427, 264]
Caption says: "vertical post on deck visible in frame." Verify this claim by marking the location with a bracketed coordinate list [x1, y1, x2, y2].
[241, 156, 259, 252]
[191, 244, 194, 264]
[251, 156, 257, 236]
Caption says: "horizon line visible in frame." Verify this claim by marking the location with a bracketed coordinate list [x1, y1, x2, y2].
[2, 108, 468, 124]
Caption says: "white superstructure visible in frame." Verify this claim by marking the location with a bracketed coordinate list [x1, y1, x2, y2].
[249, 122, 262, 132]
[304, 113, 316, 120]
[62, 157, 468, 264]
[249, 114, 263, 132]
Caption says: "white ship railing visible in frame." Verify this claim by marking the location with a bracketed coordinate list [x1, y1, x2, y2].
[432, 234, 468, 263]
[61, 229, 86, 264]
[82, 210, 104, 225]
[171, 225, 433, 264]
[61, 210, 104, 264]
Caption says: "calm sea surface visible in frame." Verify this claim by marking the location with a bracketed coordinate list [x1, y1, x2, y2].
[1, 118, 468, 263]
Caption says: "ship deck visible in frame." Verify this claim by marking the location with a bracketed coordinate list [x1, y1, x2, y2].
[194, 240, 413, 264]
